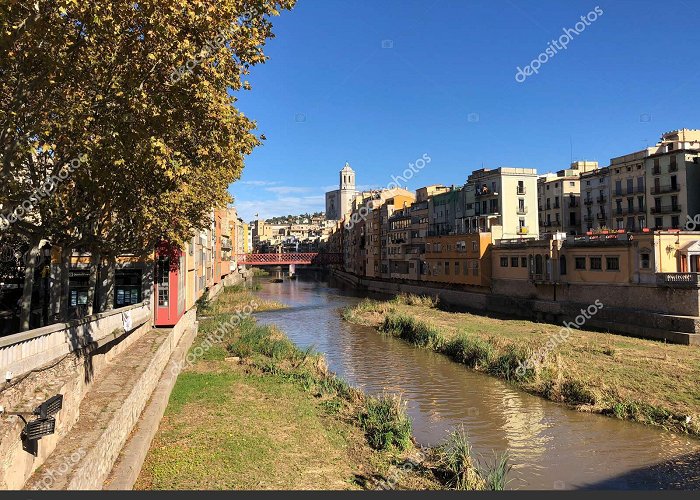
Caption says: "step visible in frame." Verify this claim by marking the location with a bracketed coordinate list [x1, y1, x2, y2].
[24, 328, 175, 490]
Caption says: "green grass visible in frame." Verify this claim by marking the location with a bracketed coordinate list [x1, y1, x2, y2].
[358, 393, 413, 452]
[437, 426, 511, 491]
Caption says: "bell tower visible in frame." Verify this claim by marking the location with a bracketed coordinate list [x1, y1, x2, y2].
[340, 162, 355, 191]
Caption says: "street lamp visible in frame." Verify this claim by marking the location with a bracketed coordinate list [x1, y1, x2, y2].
[0, 394, 63, 441]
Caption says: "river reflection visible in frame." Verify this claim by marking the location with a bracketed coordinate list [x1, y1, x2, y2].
[254, 273, 700, 490]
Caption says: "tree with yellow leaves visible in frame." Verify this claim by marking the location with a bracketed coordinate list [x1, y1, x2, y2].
[0, 0, 296, 330]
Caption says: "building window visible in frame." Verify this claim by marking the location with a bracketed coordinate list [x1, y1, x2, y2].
[500, 257, 508, 267]
[672, 216, 680, 229]
[590, 256, 602, 270]
[511, 257, 519, 267]
[157, 257, 170, 307]
[575, 257, 586, 270]
[445, 262, 450, 275]
[521, 257, 527, 268]
[641, 253, 650, 269]
[472, 261, 479, 276]
[606, 256, 620, 271]
[560, 256, 567, 275]
[116, 270, 142, 308]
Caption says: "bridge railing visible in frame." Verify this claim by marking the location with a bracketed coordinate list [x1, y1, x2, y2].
[234, 253, 342, 265]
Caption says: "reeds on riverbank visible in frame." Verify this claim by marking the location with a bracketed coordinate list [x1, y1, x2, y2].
[342, 296, 700, 437]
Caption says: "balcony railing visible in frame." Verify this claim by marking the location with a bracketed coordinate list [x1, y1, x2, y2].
[584, 215, 594, 222]
[656, 273, 700, 287]
[517, 226, 529, 235]
[475, 189, 498, 197]
[596, 196, 607, 203]
[651, 184, 681, 195]
[516, 206, 528, 215]
[597, 212, 607, 220]
[517, 187, 526, 195]
[651, 205, 682, 214]
[568, 199, 578, 208]
[584, 198, 593, 205]
[614, 207, 644, 216]
[652, 167, 661, 175]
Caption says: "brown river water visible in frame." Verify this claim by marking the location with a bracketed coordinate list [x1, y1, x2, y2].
[253, 271, 700, 490]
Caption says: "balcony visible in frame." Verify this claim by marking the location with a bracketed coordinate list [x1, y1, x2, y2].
[568, 199, 578, 208]
[596, 196, 607, 203]
[584, 215, 594, 223]
[615, 207, 644, 216]
[651, 184, 681, 195]
[517, 187, 527, 195]
[651, 205, 682, 214]
[597, 212, 607, 220]
[517, 226, 529, 235]
[475, 189, 498, 197]
[652, 167, 661, 175]
[584, 198, 594, 205]
[516, 206, 528, 215]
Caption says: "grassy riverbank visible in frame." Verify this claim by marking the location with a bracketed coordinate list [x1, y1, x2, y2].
[137, 286, 508, 490]
[343, 294, 700, 438]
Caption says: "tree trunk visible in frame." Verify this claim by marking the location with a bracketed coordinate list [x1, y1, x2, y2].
[86, 251, 100, 316]
[60, 246, 71, 321]
[20, 240, 41, 331]
[102, 255, 116, 311]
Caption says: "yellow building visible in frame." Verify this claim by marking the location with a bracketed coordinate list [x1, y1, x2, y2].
[491, 230, 700, 286]
[423, 232, 493, 286]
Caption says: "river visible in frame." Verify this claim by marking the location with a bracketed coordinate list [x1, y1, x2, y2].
[253, 271, 700, 490]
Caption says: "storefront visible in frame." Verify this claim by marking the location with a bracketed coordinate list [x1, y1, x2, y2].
[115, 269, 142, 308]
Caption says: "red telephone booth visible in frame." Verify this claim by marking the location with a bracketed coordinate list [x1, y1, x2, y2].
[154, 244, 186, 327]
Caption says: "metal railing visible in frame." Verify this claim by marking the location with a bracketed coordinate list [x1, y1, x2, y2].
[651, 184, 681, 195]
[651, 205, 682, 214]
[656, 273, 700, 287]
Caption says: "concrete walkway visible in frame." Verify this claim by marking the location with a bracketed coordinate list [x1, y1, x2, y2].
[23, 326, 181, 490]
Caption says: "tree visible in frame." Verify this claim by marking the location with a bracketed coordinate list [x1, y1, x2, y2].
[0, 0, 296, 330]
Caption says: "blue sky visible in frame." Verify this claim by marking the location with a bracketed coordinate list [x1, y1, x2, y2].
[230, 0, 700, 222]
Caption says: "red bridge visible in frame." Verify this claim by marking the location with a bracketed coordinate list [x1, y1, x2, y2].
[234, 253, 342, 265]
